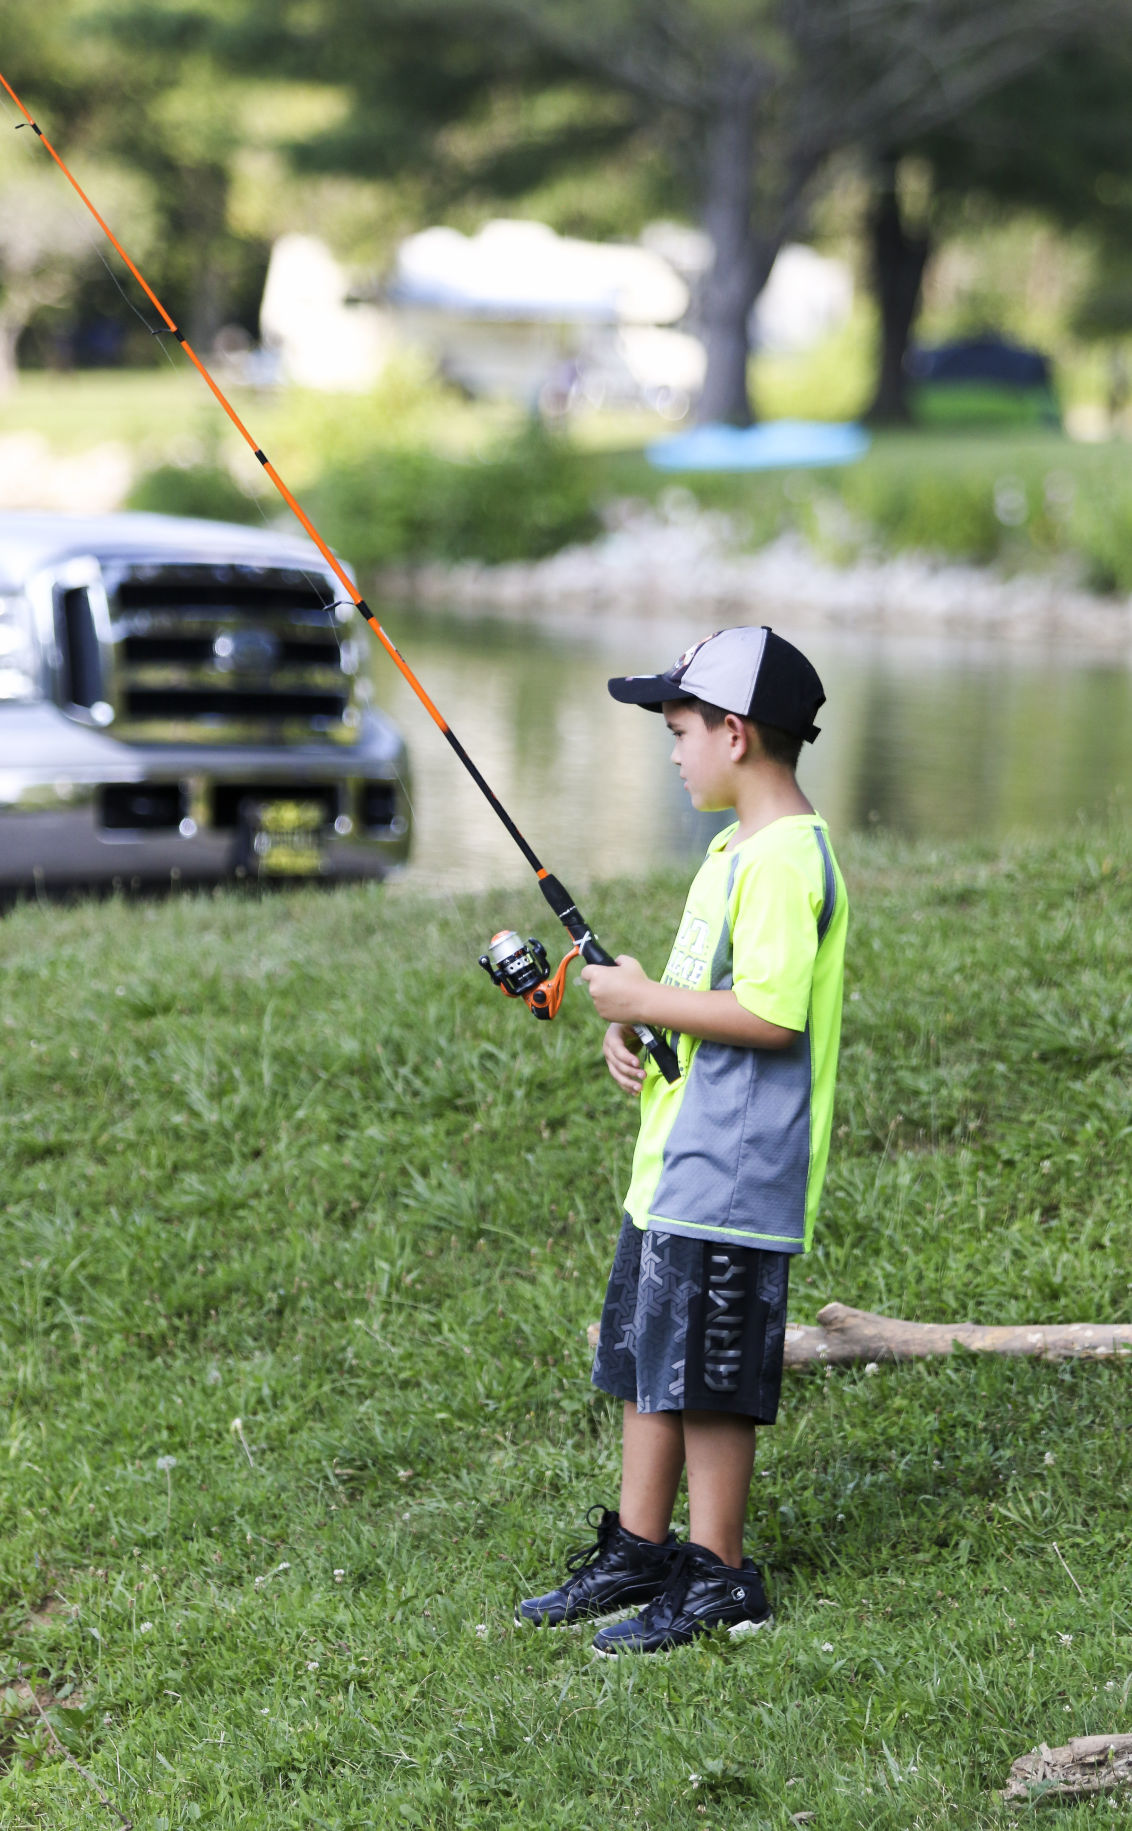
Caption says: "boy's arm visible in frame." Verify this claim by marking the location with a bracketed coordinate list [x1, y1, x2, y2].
[582, 956, 799, 1051]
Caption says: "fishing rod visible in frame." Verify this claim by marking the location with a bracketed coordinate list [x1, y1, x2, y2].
[0, 69, 680, 1084]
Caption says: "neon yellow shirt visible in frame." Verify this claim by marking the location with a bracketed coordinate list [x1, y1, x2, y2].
[623, 814, 847, 1252]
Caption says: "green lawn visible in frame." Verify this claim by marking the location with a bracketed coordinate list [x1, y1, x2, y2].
[13, 365, 1132, 590]
[1, 825, 1130, 1827]
[0, 371, 210, 455]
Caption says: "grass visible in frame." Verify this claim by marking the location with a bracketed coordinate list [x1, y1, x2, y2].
[0, 371, 209, 454]
[0, 365, 512, 470]
[1, 823, 1130, 1827]
[586, 425, 1132, 584]
[12, 366, 1132, 587]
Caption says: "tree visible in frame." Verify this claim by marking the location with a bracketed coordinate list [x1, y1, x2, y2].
[0, 0, 287, 359]
[864, 29, 1132, 422]
[250, 0, 1116, 423]
[0, 163, 155, 391]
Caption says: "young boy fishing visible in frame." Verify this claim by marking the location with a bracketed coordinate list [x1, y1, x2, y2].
[516, 626, 847, 1655]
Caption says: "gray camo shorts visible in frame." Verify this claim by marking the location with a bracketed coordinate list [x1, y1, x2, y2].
[591, 1213, 791, 1423]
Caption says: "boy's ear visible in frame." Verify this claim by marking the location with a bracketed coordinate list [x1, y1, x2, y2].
[724, 711, 752, 758]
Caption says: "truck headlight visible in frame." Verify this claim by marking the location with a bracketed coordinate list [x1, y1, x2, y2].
[0, 595, 37, 702]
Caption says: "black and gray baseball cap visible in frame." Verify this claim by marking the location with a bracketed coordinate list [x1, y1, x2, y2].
[607, 626, 825, 742]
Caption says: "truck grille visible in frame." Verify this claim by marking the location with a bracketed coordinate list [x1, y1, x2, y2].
[101, 561, 358, 744]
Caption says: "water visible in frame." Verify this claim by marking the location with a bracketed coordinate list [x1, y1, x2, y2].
[372, 607, 1131, 895]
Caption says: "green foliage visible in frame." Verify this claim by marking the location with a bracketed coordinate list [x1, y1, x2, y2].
[0, 826, 1129, 1825]
[125, 460, 266, 524]
[592, 426, 1132, 590]
[20, 368, 1132, 588]
[1067, 475, 1132, 592]
[307, 422, 600, 567]
[836, 449, 1006, 561]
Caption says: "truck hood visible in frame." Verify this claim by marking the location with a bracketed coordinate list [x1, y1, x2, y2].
[0, 511, 348, 593]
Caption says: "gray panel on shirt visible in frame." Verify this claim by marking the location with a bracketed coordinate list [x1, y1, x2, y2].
[649, 1032, 812, 1248]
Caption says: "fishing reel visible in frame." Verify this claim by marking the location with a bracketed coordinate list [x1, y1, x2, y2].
[479, 929, 580, 1021]
[479, 922, 681, 1082]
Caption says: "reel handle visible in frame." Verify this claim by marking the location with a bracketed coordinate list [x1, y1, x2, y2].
[579, 936, 681, 1085]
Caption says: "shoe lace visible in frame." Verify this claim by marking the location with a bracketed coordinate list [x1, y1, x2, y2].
[634, 1543, 695, 1628]
[563, 1505, 619, 1576]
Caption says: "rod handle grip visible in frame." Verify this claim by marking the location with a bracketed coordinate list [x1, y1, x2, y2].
[579, 936, 681, 1085]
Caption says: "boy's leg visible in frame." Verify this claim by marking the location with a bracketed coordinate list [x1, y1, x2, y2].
[515, 1218, 682, 1628]
[619, 1402, 684, 1544]
[682, 1409, 757, 1569]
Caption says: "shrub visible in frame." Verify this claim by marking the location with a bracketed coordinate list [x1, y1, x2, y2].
[307, 423, 600, 569]
[839, 462, 1003, 562]
[126, 461, 265, 525]
[1068, 480, 1132, 593]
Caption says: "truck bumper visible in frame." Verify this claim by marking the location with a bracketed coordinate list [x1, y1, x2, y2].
[0, 704, 411, 889]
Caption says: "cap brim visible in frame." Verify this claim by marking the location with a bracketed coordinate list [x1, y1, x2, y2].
[607, 673, 693, 711]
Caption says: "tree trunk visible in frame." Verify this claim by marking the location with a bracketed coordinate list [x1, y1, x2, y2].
[184, 164, 232, 351]
[695, 75, 767, 427]
[0, 314, 19, 396]
[864, 159, 930, 427]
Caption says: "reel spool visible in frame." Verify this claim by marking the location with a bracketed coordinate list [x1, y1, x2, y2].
[479, 929, 579, 1021]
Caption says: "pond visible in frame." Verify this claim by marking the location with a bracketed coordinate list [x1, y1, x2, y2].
[372, 606, 1131, 895]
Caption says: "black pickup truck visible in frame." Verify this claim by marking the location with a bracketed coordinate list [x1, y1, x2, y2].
[0, 511, 412, 889]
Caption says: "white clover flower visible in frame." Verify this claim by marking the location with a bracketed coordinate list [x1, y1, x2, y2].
[821, 1641, 834, 1652]
[333, 1569, 345, 1582]
[230, 1417, 255, 1466]
[139, 1621, 154, 1634]
[306, 1660, 319, 1671]
[475, 1624, 488, 1638]
[1058, 1633, 1073, 1646]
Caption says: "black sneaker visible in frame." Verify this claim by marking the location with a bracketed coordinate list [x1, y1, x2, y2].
[515, 1507, 678, 1628]
[591, 1541, 772, 1655]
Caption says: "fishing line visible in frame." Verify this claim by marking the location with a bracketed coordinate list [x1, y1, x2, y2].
[0, 69, 679, 1081]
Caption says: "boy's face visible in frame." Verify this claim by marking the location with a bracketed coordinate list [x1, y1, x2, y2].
[663, 701, 743, 812]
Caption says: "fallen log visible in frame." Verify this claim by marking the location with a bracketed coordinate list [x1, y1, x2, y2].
[1003, 1735, 1132, 1805]
[782, 1304, 1132, 1367]
[585, 1304, 1132, 1365]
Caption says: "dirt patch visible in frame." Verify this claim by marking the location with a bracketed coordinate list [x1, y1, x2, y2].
[22, 1594, 73, 1632]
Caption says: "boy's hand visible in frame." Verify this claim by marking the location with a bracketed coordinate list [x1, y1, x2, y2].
[580, 954, 652, 1024]
[602, 1022, 646, 1095]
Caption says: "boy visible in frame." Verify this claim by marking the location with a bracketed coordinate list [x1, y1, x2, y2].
[516, 626, 847, 1656]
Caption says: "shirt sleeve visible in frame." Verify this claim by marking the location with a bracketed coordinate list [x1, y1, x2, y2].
[728, 853, 819, 1031]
